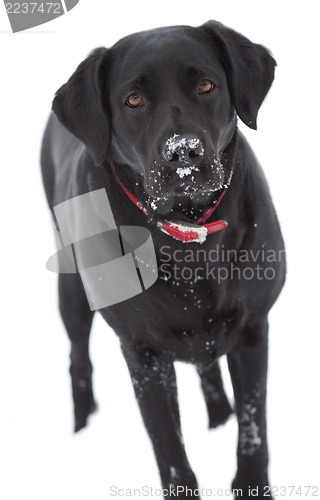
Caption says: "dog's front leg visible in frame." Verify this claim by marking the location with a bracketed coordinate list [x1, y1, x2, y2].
[121, 341, 199, 499]
[227, 319, 273, 500]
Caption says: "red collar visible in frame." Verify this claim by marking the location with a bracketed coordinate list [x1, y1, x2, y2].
[109, 161, 228, 243]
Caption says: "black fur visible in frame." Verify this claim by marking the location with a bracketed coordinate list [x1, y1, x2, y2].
[41, 21, 285, 500]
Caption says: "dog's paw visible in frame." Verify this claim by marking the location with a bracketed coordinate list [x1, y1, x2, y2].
[207, 396, 233, 429]
[74, 398, 98, 432]
[162, 469, 200, 499]
[70, 362, 97, 432]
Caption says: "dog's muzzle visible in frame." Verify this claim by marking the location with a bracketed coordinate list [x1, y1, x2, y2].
[109, 161, 230, 244]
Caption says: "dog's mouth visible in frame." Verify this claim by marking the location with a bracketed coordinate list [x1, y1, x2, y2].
[142, 155, 235, 243]
[144, 160, 232, 223]
[146, 189, 224, 224]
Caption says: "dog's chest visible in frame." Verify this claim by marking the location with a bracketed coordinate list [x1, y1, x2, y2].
[156, 283, 242, 362]
[107, 279, 245, 365]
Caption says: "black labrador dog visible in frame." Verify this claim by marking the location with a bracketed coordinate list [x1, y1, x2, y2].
[41, 21, 285, 499]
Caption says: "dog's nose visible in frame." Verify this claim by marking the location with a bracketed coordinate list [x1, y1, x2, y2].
[162, 134, 204, 164]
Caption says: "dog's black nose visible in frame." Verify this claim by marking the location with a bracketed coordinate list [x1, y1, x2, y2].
[162, 134, 204, 164]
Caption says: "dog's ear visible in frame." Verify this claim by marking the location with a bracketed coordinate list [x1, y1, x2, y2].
[52, 48, 110, 166]
[202, 21, 276, 129]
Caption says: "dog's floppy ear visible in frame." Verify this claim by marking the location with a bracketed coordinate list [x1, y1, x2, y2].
[52, 48, 110, 166]
[202, 21, 276, 129]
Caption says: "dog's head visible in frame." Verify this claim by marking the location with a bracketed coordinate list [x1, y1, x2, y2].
[53, 21, 275, 217]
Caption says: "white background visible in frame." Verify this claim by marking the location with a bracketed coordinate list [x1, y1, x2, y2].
[1, 1, 319, 499]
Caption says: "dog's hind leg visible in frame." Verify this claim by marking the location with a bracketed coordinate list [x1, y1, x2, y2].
[197, 361, 233, 429]
[59, 273, 96, 432]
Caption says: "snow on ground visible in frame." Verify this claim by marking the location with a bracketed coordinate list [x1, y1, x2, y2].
[1, 1, 319, 499]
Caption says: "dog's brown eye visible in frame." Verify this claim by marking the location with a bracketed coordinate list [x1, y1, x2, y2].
[126, 94, 143, 108]
[198, 80, 214, 94]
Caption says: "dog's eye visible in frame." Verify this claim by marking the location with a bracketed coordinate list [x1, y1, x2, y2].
[198, 80, 214, 94]
[126, 93, 143, 108]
